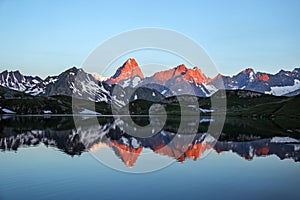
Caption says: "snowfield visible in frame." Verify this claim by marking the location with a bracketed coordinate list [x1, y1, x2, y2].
[79, 109, 101, 115]
[270, 137, 299, 143]
[2, 108, 16, 114]
[200, 108, 214, 113]
[270, 79, 300, 96]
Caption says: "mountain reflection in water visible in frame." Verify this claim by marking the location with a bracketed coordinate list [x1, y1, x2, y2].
[0, 115, 299, 167]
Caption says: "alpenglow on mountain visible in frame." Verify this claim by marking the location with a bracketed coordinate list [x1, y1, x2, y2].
[1, 58, 300, 103]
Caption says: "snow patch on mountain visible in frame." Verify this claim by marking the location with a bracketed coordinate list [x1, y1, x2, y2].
[200, 108, 214, 113]
[269, 79, 300, 96]
[25, 88, 44, 95]
[43, 110, 52, 114]
[132, 76, 141, 87]
[80, 109, 101, 115]
[2, 108, 16, 114]
[249, 71, 255, 82]
[270, 137, 299, 143]
[161, 89, 168, 95]
[200, 118, 214, 123]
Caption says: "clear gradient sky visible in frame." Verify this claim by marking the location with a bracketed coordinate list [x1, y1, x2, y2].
[0, 0, 300, 78]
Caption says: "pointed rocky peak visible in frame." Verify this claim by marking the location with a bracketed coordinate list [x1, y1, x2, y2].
[277, 69, 289, 75]
[0, 70, 45, 95]
[55, 67, 82, 81]
[183, 66, 209, 84]
[107, 58, 144, 83]
[242, 68, 254, 74]
[184, 142, 212, 161]
[13, 70, 21, 74]
[293, 68, 300, 73]
[63, 66, 79, 74]
[44, 66, 111, 102]
[231, 68, 254, 78]
[175, 64, 188, 74]
[276, 69, 297, 77]
[0, 69, 28, 91]
[123, 58, 139, 70]
[0, 69, 8, 74]
[234, 68, 256, 82]
[0, 70, 23, 79]
[10, 70, 21, 76]
[110, 141, 142, 167]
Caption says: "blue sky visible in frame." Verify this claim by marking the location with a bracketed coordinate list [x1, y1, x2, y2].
[0, 0, 300, 78]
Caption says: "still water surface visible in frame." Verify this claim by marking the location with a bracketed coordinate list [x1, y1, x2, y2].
[0, 115, 299, 200]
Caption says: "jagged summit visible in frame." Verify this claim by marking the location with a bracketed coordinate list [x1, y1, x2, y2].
[148, 64, 209, 85]
[149, 64, 188, 84]
[243, 68, 254, 73]
[183, 66, 209, 84]
[0, 69, 43, 94]
[107, 58, 144, 84]
[1, 59, 300, 99]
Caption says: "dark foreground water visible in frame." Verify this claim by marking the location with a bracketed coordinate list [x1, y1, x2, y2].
[0, 115, 300, 200]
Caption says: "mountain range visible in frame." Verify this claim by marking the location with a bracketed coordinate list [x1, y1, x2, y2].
[1, 58, 299, 103]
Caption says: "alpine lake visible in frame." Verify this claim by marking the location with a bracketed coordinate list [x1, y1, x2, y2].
[0, 114, 300, 200]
